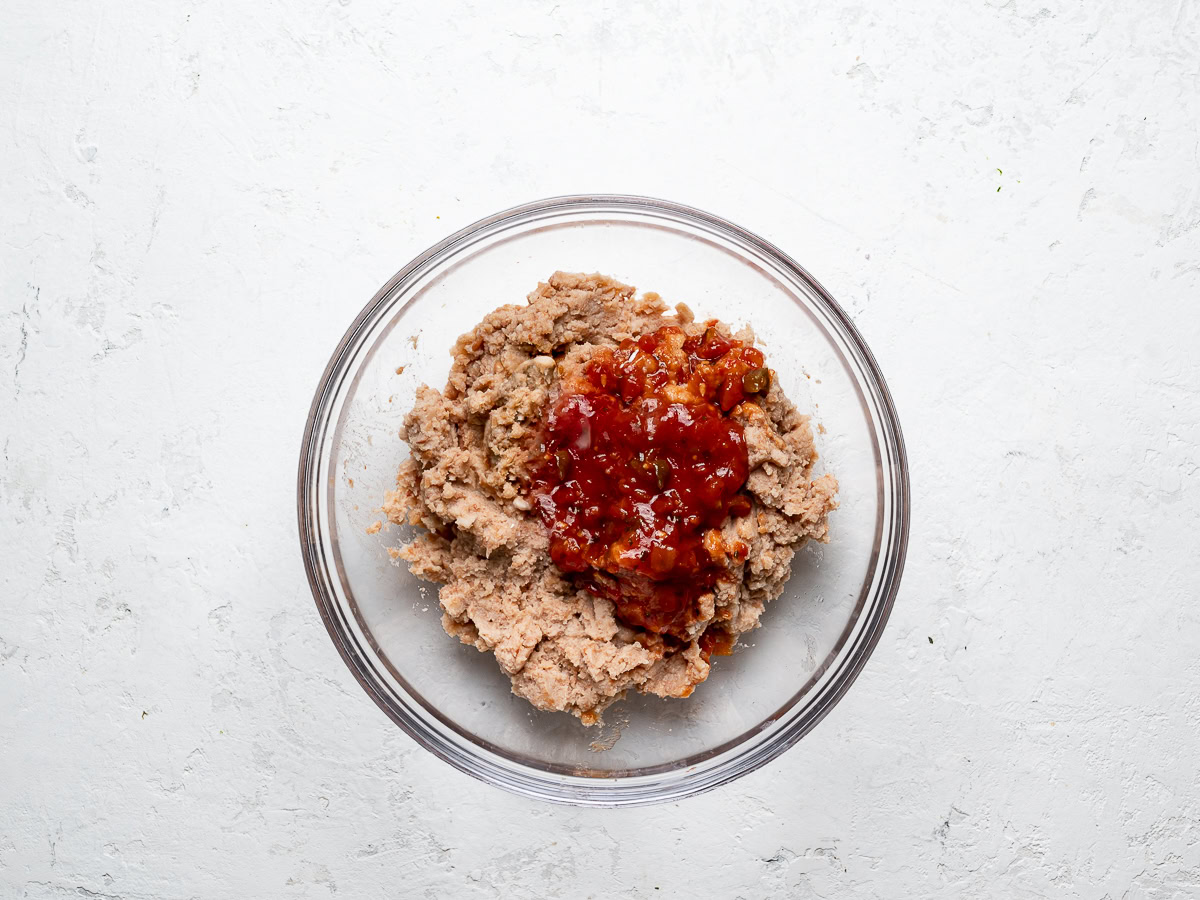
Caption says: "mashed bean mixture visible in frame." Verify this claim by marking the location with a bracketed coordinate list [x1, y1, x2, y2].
[383, 272, 837, 724]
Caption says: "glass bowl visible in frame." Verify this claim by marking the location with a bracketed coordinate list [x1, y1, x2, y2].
[297, 195, 909, 806]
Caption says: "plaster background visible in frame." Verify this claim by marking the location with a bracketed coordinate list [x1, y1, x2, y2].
[2, 0, 1199, 896]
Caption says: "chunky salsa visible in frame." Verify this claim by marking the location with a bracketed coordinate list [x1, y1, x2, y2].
[529, 323, 770, 639]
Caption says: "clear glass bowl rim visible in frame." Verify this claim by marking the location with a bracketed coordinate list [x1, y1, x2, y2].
[297, 194, 910, 806]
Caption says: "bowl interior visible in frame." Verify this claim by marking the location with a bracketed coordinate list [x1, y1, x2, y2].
[303, 200, 902, 797]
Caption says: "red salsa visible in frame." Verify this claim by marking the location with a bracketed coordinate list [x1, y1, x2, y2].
[529, 324, 768, 638]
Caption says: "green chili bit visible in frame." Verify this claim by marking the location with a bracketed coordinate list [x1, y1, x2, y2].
[742, 367, 771, 394]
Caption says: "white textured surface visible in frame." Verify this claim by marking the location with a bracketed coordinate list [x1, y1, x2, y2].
[3, 0, 1199, 896]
